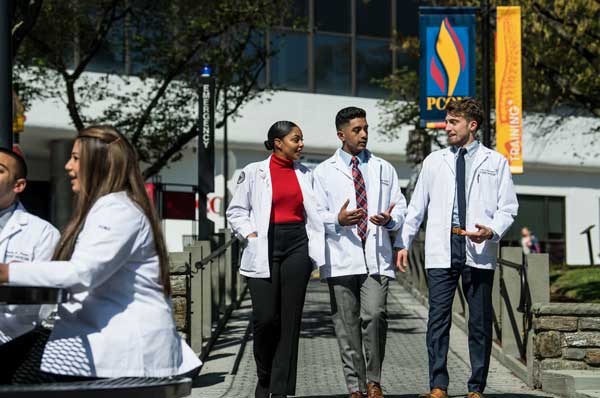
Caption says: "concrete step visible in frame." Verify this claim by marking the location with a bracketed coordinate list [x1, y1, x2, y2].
[542, 370, 600, 397]
[575, 391, 600, 398]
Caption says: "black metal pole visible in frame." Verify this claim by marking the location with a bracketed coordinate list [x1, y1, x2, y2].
[481, 0, 491, 148]
[223, 87, 228, 228]
[0, 1, 13, 149]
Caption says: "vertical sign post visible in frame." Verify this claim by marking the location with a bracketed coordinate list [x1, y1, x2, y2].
[197, 67, 215, 239]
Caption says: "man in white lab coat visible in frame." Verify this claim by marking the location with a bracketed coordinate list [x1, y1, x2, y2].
[313, 107, 407, 398]
[0, 149, 60, 384]
[395, 98, 518, 398]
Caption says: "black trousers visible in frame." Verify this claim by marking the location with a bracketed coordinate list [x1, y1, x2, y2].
[426, 233, 494, 393]
[247, 222, 313, 396]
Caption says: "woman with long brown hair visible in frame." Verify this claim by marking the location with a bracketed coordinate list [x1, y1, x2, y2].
[0, 125, 200, 380]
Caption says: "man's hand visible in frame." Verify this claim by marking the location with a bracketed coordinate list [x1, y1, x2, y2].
[246, 232, 258, 239]
[395, 249, 408, 273]
[369, 203, 395, 226]
[338, 199, 366, 226]
[464, 223, 494, 244]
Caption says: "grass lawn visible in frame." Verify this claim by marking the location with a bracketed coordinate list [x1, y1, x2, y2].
[550, 265, 600, 303]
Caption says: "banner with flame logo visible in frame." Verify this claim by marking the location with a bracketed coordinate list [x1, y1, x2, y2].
[495, 6, 523, 174]
[419, 7, 476, 128]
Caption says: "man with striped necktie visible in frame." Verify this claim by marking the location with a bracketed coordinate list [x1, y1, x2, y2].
[313, 107, 407, 398]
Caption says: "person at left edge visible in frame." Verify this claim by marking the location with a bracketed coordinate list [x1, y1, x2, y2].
[226, 121, 325, 398]
[0, 149, 59, 384]
[0, 126, 201, 381]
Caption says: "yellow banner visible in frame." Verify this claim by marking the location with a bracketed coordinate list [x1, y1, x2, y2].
[495, 6, 523, 174]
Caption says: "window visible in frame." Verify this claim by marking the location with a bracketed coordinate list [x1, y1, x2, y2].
[282, 0, 309, 28]
[315, 0, 351, 33]
[356, 38, 391, 98]
[271, 32, 309, 91]
[357, 0, 391, 37]
[314, 34, 352, 95]
[396, 0, 419, 37]
[502, 195, 566, 265]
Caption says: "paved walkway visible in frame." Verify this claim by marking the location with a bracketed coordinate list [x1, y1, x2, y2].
[192, 280, 557, 398]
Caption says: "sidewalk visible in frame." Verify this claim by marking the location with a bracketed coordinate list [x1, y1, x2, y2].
[192, 279, 558, 398]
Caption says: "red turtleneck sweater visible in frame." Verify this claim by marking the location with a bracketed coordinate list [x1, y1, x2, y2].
[269, 155, 305, 223]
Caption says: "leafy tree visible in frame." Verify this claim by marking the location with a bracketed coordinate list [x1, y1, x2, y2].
[13, 0, 292, 178]
[378, 0, 600, 193]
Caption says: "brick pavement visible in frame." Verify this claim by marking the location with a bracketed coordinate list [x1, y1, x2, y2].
[193, 279, 558, 398]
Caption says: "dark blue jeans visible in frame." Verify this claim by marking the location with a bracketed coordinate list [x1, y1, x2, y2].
[426, 234, 494, 393]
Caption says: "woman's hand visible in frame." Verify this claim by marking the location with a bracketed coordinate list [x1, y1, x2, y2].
[0, 263, 9, 283]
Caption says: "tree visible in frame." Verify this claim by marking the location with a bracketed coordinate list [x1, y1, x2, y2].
[13, 0, 293, 178]
[378, 0, 600, 187]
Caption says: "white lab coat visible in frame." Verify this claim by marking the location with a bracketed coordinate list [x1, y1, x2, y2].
[0, 202, 59, 345]
[395, 145, 518, 270]
[226, 156, 325, 278]
[313, 149, 407, 279]
[9, 192, 201, 378]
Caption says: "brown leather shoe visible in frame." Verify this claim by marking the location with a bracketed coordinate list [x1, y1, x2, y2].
[367, 382, 384, 398]
[418, 388, 448, 398]
[467, 393, 484, 398]
[349, 392, 363, 398]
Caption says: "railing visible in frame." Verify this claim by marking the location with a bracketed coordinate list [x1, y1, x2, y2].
[399, 233, 549, 382]
[168, 229, 246, 362]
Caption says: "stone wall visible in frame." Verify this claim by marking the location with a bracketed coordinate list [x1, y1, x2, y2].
[530, 303, 600, 388]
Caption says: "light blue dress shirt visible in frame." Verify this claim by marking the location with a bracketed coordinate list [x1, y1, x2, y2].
[338, 148, 369, 189]
[451, 140, 479, 227]
[0, 202, 17, 232]
[337, 148, 396, 229]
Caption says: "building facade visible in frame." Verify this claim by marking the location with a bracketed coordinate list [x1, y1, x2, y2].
[16, 0, 600, 266]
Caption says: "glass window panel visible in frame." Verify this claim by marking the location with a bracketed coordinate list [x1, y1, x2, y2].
[357, 0, 391, 37]
[548, 197, 565, 235]
[242, 31, 267, 89]
[315, 0, 350, 33]
[397, 49, 418, 72]
[314, 34, 351, 95]
[510, 195, 547, 240]
[396, 0, 419, 37]
[283, 0, 308, 28]
[356, 38, 391, 98]
[270, 32, 308, 91]
[87, 10, 125, 73]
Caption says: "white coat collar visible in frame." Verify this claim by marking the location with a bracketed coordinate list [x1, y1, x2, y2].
[0, 202, 29, 245]
[329, 148, 374, 179]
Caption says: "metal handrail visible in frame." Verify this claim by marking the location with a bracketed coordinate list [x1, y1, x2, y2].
[194, 238, 236, 271]
[497, 256, 530, 314]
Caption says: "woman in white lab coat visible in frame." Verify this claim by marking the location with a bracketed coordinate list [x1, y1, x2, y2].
[0, 125, 201, 382]
[226, 121, 324, 398]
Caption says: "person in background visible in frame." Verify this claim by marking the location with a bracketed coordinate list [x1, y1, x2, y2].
[0, 126, 200, 381]
[0, 149, 60, 384]
[395, 98, 518, 398]
[313, 107, 407, 398]
[521, 227, 541, 254]
[226, 121, 325, 398]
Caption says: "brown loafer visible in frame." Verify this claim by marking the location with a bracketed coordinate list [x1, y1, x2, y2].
[367, 382, 384, 398]
[418, 388, 448, 398]
[467, 393, 484, 398]
[349, 392, 363, 398]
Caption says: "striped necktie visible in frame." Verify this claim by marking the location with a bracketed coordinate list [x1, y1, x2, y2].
[351, 156, 368, 241]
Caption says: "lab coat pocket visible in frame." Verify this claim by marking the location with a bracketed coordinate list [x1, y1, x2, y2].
[476, 172, 498, 207]
[240, 237, 258, 272]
